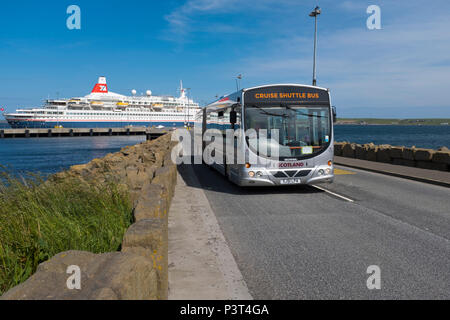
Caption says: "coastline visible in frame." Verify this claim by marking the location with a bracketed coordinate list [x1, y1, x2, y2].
[336, 118, 450, 126]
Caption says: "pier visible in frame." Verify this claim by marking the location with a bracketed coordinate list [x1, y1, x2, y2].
[0, 127, 168, 140]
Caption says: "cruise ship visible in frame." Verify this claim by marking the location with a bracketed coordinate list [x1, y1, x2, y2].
[2, 77, 200, 128]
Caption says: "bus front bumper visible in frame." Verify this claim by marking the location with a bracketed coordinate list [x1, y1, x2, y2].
[238, 174, 334, 187]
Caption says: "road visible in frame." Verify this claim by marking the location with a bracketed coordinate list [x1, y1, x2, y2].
[178, 163, 450, 299]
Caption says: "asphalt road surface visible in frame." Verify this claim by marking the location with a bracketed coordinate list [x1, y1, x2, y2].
[179, 164, 450, 299]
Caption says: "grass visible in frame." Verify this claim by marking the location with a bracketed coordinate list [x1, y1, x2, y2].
[0, 168, 133, 295]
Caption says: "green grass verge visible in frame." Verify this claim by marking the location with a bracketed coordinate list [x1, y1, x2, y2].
[0, 169, 133, 295]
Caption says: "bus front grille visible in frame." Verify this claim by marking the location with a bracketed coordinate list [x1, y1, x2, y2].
[295, 170, 311, 177]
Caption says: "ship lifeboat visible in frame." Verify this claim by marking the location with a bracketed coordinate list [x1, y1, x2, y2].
[90, 101, 104, 107]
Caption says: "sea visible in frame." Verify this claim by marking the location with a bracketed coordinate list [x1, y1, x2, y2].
[0, 124, 449, 175]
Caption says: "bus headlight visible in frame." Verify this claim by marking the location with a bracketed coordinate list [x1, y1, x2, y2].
[256, 171, 263, 177]
[248, 171, 255, 177]
[318, 169, 325, 176]
[325, 168, 331, 175]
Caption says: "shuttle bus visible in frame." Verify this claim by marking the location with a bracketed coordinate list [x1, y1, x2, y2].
[195, 84, 336, 186]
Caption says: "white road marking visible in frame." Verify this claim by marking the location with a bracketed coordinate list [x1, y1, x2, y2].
[312, 185, 355, 203]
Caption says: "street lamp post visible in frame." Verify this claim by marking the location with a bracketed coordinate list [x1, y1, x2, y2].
[236, 74, 242, 91]
[309, 6, 321, 86]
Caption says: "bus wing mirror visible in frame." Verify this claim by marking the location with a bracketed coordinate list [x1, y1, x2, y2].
[332, 106, 337, 123]
[230, 110, 237, 124]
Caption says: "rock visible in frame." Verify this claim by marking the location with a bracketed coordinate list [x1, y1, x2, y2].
[376, 145, 392, 163]
[389, 146, 404, 159]
[366, 144, 378, 161]
[402, 148, 415, 161]
[1, 251, 158, 300]
[354, 144, 367, 160]
[334, 142, 345, 156]
[432, 150, 450, 165]
[122, 219, 168, 300]
[342, 143, 356, 158]
[414, 148, 435, 161]
[126, 166, 149, 191]
[152, 165, 177, 199]
[133, 183, 170, 221]
[69, 164, 91, 177]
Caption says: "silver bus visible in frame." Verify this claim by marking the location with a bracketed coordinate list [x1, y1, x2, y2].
[195, 84, 336, 186]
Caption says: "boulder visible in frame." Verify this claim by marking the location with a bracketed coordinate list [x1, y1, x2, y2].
[0, 251, 157, 300]
[152, 165, 177, 199]
[121, 218, 168, 300]
[376, 145, 392, 163]
[354, 144, 367, 160]
[402, 147, 415, 161]
[432, 150, 450, 165]
[133, 182, 170, 221]
[414, 148, 435, 161]
[366, 144, 378, 161]
[389, 146, 404, 159]
[342, 143, 356, 158]
[334, 142, 346, 156]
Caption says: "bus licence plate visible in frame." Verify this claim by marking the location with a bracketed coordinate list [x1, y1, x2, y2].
[280, 178, 302, 185]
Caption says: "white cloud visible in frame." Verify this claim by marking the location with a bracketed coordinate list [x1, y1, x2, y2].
[229, 8, 450, 112]
[163, 0, 450, 116]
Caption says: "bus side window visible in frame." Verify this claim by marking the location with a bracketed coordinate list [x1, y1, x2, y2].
[230, 110, 237, 124]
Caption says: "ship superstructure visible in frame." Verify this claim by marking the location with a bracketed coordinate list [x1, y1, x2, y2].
[3, 77, 200, 128]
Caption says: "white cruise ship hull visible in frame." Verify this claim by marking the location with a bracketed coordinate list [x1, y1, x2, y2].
[5, 118, 194, 129]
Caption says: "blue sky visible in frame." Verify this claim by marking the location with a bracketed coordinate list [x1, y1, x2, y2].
[0, 0, 449, 117]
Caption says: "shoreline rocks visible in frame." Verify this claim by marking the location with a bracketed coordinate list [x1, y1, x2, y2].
[334, 142, 450, 172]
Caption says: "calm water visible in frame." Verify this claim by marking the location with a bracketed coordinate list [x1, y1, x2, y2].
[0, 125, 449, 174]
[334, 125, 450, 149]
[0, 136, 146, 175]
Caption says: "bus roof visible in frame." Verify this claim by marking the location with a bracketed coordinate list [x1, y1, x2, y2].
[205, 83, 330, 109]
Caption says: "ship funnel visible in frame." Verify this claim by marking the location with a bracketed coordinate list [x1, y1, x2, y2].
[91, 76, 108, 93]
[179, 80, 186, 99]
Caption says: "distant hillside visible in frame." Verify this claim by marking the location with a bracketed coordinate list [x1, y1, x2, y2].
[336, 118, 450, 126]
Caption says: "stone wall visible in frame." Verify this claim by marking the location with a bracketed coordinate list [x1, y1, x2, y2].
[1, 133, 177, 300]
[334, 142, 450, 172]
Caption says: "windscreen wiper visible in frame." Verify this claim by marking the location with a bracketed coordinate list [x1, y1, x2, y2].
[249, 104, 288, 118]
[282, 104, 326, 119]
